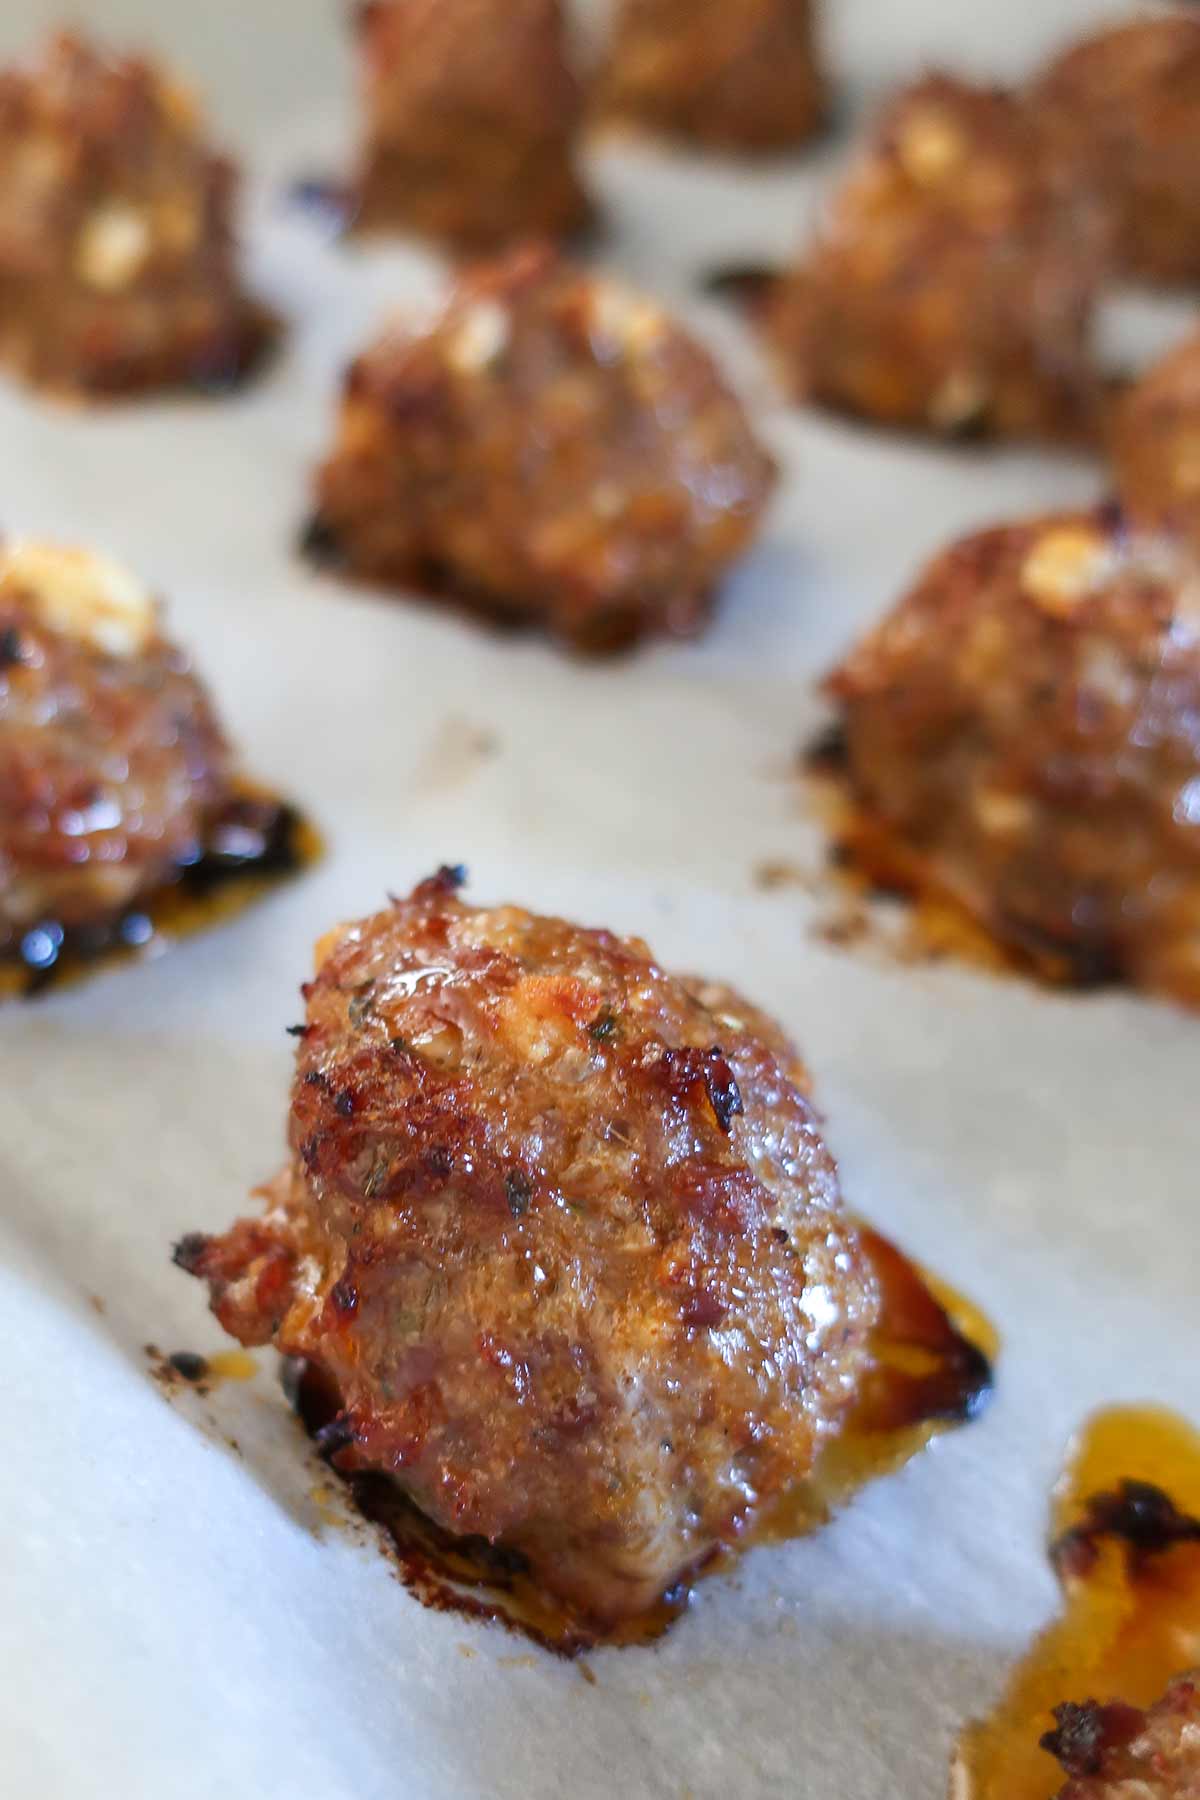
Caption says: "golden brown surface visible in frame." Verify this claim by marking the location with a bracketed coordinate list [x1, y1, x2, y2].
[770, 75, 1106, 439]
[311, 245, 776, 652]
[0, 552, 232, 940]
[597, 0, 825, 152]
[1112, 331, 1200, 550]
[0, 31, 263, 396]
[1033, 13, 1200, 287]
[179, 869, 884, 1627]
[353, 0, 588, 248]
[1047, 1675, 1200, 1799]
[827, 509, 1200, 1006]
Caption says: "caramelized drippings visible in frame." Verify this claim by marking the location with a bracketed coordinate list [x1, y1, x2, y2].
[952, 1405, 1200, 1799]
[803, 732, 1112, 990]
[0, 784, 320, 1000]
[291, 1234, 995, 1656]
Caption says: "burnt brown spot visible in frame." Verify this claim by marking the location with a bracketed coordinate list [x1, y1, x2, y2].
[661, 1046, 744, 1135]
[1040, 1698, 1145, 1777]
[1053, 1479, 1200, 1579]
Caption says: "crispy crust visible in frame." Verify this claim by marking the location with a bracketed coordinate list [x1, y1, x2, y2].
[352, 0, 589, 248]
[770, 75, 1106, 440]
[826, 508, 1200, 1006]
[597, 0, 826, 153]
[1033, 14, 1200, 287]
[311, 245, 776, 652]
[179, 871, 881, 1625]
[0, 32, 263, 397]
[1046, 1672, 1200, 1798]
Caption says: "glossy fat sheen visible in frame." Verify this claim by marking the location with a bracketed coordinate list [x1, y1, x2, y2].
[354, 0, 588, 247]
[0, 576, 231, 935]
[829, 511, 1200, 1003]
[599, 0, 825, 152]
[771, 75, 1105, 439]
[0, 32, 257, 395]
[1112, 332, 1200, 552]
[1053, 1672, 1200, 1800]
[315, 246, 776, 651]
[1034, 14, 1200, 286]
[189, 875, 879, 1624]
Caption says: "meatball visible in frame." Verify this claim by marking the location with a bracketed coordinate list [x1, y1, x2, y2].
[0, 32, 265, 397]
[1044, 1674, 1200, 1799]
[825, 510, 1200, 1005]
[597, 0, 826, 154]
[0, 540, 236, 945]
[352, 0, 589, 248]
[770, 75, 1106, 440]
[1111, 331, 1200, 551]
[1033, 14, 1200, 287]
[178, 869, 883, 1627]
[309, 246, 776, 652]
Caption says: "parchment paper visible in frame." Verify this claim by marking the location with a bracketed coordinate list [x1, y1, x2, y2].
[1, 3, 1197, 1796]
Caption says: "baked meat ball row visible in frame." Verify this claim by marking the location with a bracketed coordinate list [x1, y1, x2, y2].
[0, 31, 265, 397]
[308, 246, 776, 653]
[179, 870, 990, 1632]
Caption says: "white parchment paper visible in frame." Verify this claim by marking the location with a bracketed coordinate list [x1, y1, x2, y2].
[1, 3, 1197, 1796]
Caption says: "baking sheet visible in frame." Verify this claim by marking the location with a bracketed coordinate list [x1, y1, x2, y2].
[1, 3, 1197, 1796]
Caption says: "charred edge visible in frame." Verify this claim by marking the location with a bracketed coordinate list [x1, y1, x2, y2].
[996, 912, 1126, 991]
[661, 1047, 744, 1136]
[168, 1351, 210, 1383]
[0, 626, 24, 668]
[299, 512, 347, 568]
[1040, 1699, 1146, 1778]
[330, 1276, 359, 1318]
[172, 1232, 212, 1276]
[804, 718, 849, 773]
[505, 1169, 532, 1218]
[286, 1022, 311, 1038]
[413, 864, 468, 901]
[314, 1415, 358, 1462]
[699, 262, 780, 312]
[1052, 1480, 1200, 1579]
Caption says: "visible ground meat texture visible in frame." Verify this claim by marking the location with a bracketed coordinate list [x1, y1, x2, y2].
[0, 31, 265, 397]
[825, 509, 1200, 1006]
[352, 0, 589, 248]
[178, 872, 882, 1627]
[310, 245, 776, 653]
[597, 0, 826, 153]
[1045, 1672, 1200, 1798]
[1112, 331, 1200, 551]
[1032, 13, 1200, 287]
[0, 541, 233, 940]
[768, 74, 1107, 440]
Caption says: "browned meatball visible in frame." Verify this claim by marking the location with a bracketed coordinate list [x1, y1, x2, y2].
[1033, 14, 1200, 287]
[825, 510, 1200, 1005]
[1111, 331, 1200, 550]
[0, 32, 265, 397]
[1044, 1673, 1200, 1799]
[0, 541, 237, 951]
[178, 868, 883, 1627]
[310, 246, 776, 652]
[770, 75, 1106, 440]
[597, 0, 826, 153]
[352, 0, 589, 248]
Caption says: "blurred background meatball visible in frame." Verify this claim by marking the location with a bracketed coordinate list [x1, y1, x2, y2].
[826, 510, 1200, 1005]
[0, 540, 233, 945]
[352, 0, 589, 247]
[180, 870, 883, 1627]
[770, 75, 1107, 440]
[1112, 331, 1200, 551]
[0, 31, 263, 396]
[311, 245, 776, 652]
[597, 0, 826, 153]
[1033, 13, 1200, 287]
